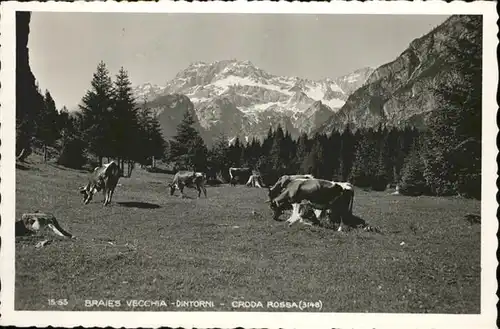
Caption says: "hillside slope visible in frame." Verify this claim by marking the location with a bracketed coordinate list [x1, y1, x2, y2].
[317, 15, 481, 133]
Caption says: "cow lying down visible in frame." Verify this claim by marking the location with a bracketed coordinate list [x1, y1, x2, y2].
[268, 178, 354, 230]
[169, 171, 207, 198]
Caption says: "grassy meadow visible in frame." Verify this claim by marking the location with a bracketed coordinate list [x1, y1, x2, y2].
[14, 157, 481, 313]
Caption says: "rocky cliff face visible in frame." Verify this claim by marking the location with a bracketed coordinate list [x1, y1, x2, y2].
[317, 15, 481, 134]
[135, 61, 374, 142]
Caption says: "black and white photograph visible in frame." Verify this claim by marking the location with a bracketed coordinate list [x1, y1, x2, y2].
[0, 1, 497, 328]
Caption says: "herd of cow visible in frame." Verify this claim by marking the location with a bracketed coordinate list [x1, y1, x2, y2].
[79, 161, 356, 230]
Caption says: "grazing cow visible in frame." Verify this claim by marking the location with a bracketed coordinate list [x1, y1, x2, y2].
[169, 171, 207, 198]
[79, 161, 120, 206]
[229, 167, 252, 185]
[269, 178, 354, 229]
[267, 174, 314, 200]
[246, 173, 265, 188]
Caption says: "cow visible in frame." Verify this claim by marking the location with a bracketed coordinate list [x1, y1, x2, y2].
[267, 174, 314, 201]
[246, 173, 265, 188]
[169, 171, 207, 198]
[79, 161, 121, 206]
[268, 178, 354, 230]
[229, 167, 252, 185]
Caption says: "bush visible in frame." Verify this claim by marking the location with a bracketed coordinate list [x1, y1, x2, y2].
[57, 138, 86, 169]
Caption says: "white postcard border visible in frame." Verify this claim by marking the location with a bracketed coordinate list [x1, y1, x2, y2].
[0, 1, 498, 328]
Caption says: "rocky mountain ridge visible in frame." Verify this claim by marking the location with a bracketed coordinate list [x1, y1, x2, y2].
[317, 15, 479, 134]
[133, 60, 374, 143]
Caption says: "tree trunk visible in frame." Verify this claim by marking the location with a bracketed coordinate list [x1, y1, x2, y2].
[128, 161, 134, 177]
[43, 144, 47, 163]
[152, 156, 156, 168]
[17, 212, 73, 238]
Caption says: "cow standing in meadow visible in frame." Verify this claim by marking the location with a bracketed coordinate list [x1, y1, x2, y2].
[79, 161, 121, 206]
[169, 171, 207, 198]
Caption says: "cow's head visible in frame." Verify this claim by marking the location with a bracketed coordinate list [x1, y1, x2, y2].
[79, 184, 98, 204]
[268, 183, 283, 201]
[168, 182, 176, 196]
[79, 179, 105, 205]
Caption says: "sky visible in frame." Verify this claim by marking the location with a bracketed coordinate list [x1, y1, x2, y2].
[28, 13, 449, 110]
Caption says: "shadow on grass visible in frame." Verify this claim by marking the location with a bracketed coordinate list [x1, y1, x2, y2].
[16, 163, 31, 170]
[117, 201, 161, 209]
[47, 163, 88, 173]
[344, 214, 368, 228]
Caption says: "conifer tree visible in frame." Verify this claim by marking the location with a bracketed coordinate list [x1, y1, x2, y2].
[111, 67, 141, 175]
[269, 125, 286, 175]
[294, 132, 309, 173]
[349, 130, 376, 187]
[339, 125, 355, 181]
[37, 90, 60, 162]
[137, 100, 166, 167]
[301, 136, 325, 178]
[169, 110, 208, 171]
[209, 132, 231, 181]
[79, 61, 114, 165]
[400, 140, 428, 196]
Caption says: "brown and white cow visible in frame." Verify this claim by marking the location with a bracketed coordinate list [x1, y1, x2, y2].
[169, 171, 207, 198]
[267, 174, 314, 200]
[269, 178, 354, 230]
[79, 161, 121, 206]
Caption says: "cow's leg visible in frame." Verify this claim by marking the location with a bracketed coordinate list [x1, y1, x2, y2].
[178, 184, 186, 198]
[107, 188, 115, 205]
[196, 185, 201, 198]
[202, 185, 207, 198]
[286, 204, 301, 226]
[102, 188, 108, 206]
[284, 202, 296, 223]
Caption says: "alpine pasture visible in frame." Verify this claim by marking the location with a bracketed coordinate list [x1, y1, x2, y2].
[15, 156, 481, 313]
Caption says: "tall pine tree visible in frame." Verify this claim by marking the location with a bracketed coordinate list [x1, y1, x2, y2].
[111, 67, 141, 175]
[79, 61, 114, 165]
[36, 90, 60, 162]
[169, 110, 208, 172]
